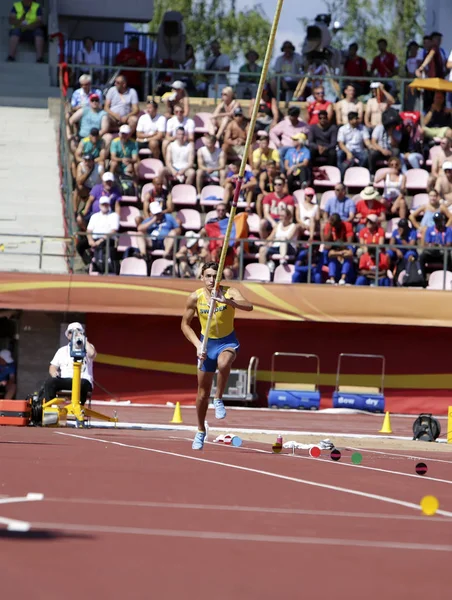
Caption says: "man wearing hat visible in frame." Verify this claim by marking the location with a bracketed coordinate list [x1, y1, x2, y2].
[0, 349, 16, 399]
[163, 80, 190, 118]
[435, 161, 452, 205]
[110, 124, 139, 179]
[77, 189, 120, 266]
[69, 92, 109, 141]
[43, 323, 96, 410]
[284, 132, 311, 193]
[355, 186, 385, 232]
[75, 127, 106, 168]
[420, 211, 452, 280]
[136, 200, 180, 259]
[176, 231, 208, 278]
[77, 171, 121, 231]
[358, 213, 385, 247]
[252, 131, 280, 171]
[239, 50, 262, 84]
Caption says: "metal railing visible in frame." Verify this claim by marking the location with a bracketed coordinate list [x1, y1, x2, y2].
[0, 232, 451, 290]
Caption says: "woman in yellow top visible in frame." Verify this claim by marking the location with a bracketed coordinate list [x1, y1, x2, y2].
[181, 262, 253, 450]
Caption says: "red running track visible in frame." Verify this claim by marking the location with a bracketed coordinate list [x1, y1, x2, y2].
[0, 426, 452, 599]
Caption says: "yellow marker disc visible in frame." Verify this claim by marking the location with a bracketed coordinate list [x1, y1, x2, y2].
[272, 443, 282, 454]
[420, 495, 439, 516]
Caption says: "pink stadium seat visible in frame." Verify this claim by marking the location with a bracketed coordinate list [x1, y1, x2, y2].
[405, 168, 428, 191]
[397, 270, 406, 286]
[426, 144, 442, 168]
[385, 218, 400, 239]
[313, 166, 341, 189]
[120, 195, 139, 205]
[411, 193, 429, 211]
[150, 258, 174, 277]
[343, 167, 370, 189]
[427, 270, 452, 290]
[194, 112, 212, 134]
[171, 183, 197, 207]
[119, 257, 147, 276]
[200, 185, 225, 208]
[247, 212, 260, 234]
[243, 263, 271, 282]
[273, 264, 294, 283]
[141, 182, 154, 202]
[117, 233, 139, 253]
[374, 167, 391, 190]
[177, 208, 202, 231]
[138, 158, 164, 181]
[320, 190, 336, 210]
[138, 148, 152, 158]
[119, 206, 140, 229]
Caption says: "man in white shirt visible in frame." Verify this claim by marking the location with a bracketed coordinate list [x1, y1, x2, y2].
[205, 40, 230, 89]
[165, 127, 195, 185]
[196, 134, 226, 193]
[86, 197, 120, 272]
[44, 322, 96, 409]
[104, 75, 139, 134]
[337, 111, 371, 177]
[76, 36, 102, 78]
[163, 104, 195, 158]
[136, 100, 166, 160]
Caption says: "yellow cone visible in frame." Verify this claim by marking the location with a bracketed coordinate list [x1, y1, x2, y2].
[170, 402, 183, 424]
[379, 411, 392, 434]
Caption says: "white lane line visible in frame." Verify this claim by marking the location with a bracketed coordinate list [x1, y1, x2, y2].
[55, 431, 452, 518]
[26, 521, 452, 551]
[347, 446, 452, 465]
[42, 497, 452, 523]
[0, 493, 44, 532]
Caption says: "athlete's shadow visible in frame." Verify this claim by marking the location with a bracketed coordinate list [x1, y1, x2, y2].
[0, 529, 91, 541]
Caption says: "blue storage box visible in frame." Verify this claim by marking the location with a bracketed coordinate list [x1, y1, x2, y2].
[268, 388, 320, 410]
[332, 391, 385, 413]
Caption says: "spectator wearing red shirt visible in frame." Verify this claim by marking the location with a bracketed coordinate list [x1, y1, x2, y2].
[359, 214, 385, 247]
[260, 177, 295, 238]
[370, 39, 399, 79]
[307, 86, 333, 126]
[323, 213, 355, 285]
[356, 247, 391, 286]
[355, 186, 386, 231]
[343, 43, 368, 96]
[115, 37, 147, 99]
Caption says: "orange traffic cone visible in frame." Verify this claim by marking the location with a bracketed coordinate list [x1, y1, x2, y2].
[170, 402, 183, 424]
[379, 411, 392, 434]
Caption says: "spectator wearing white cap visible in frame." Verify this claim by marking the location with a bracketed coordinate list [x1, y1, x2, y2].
[175, 231, 209, 278]
[136, 100, 166, 160]
[164, 127, 195, 186]
[0, 349, 16, 399]
[82, 197, 120, 270]
[110, 125, 139, 180]
[77, 171, 121, 230]
[44, 322, 96, 408]
[435, 161, 452, 205]
[136, 200, 180, 258]
[163, 80, 190, 118]
[104, 75, 139, 134]
[162, 104, 195, 160]
[364, 83, 395, 130]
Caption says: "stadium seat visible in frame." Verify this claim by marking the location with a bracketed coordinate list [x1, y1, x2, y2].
[119, 257, 147, 276]
[426, 144, 442, 169]
[119, 206, 140, 229]
[343, 167, 370, 189]
[273, 264, 294, 283]
[385, 218, 400, 239]
[313, 166, 341, 189]
[141, 182, 154, 202]
[120, 195, 139, 205]
[427, 270, 452, 290]
[397, 270, 406, 286]
[374, 167, 390, 190]
[177, 208, 202, 231]
[320, 190, 336, 210]
[194, 112, 212, 135]
[150, 258, 174, 277]
[138, 148, 152, 158]
[117, 233, 139, 253]
[138, 158, 164, 181]
[200, 185, 225, 208]
[171, 183, 197, 207]
[405, 168, 429, 192]
[243, 263, 271, 282]
[411, 193, 429, 212]
[247, 212, 260, 234]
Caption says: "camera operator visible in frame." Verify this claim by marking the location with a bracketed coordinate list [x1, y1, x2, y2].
[44, 322, 96, 405]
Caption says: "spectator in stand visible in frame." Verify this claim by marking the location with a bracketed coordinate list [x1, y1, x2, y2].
[164, 126, 195, 186]
[73, 154, 102, 215]
[260, 177, 295, 239]
[110, 124, 139, 179]
[137, 177, 173, 230]
[270, 41, 303, 97]
[337, 111, 371, 177]
[307, 86, 334, 126]
[430, 138, 452, 189]
[162, 104, 195, 159]
[179, 44, 196, 93]
[248, 83, 280, 133]
[74, 127, 106, 170]
[422, 92, 452, 141]
[77, 171, 121, 231]
[405, 41, 421, 77]
[343, 43, 368, 96]
[176, 232, 209, 278]
[238, 50, 262, 83]
[370, 39, 399, 79]
[416, 32, 446, 81]
[0, 349, 16, 399]
[369, 121, 402, 175]
[364, 83, 395, 130]
[356, 246, 391, 286]
[136, 201, 180, 258]
[359, 214, 385, 248]
[308, 110, 338, 166]
[376, 157, 407, 219]
[322, 184, 355, 242]
[163, 81, 190, 118]
[252, 131, 280, 171]
[259, 208, 299, 273]
[196, 135, 226, 193]
[114, 37, 147, 99]
[203, 204, 237, 267]
[355, 186, 386, 232]
[205, 40, 230, 89]
[104, 75, 139, 135]
[209, 87, 241, 139]
[435, 161, 452, 205]
[409, 189, 451, 240]
[419, 211, 452, 280]
[8, 0, 44, 62]
[84, 197, 120, 269]
[70, 75, 103, 112]
[270, 106, 309, 171]
[76, 36, 102, 80]
[400, 117, 424, 172]
[447, 49, 452, 106]
[323, 213, 355, 285]
[387, 218, 418, 271]
[256, 160, 280, 217]
[431, 32, 448, 67]
[223, 162, 256, 208]
[136, 100, 166, 160]
[284, 133, 311, 192]
[335, 84, 364, 126]
[297, 187, 320, 240]
[69, 93, 110, 153]
[222, 107, 249, 160]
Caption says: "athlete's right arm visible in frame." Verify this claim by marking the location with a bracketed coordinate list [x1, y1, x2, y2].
[181, 292, 203, 355]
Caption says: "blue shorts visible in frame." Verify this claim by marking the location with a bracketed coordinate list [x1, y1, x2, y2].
[199, 331, 240, 373]
[10, 28, 44, 39]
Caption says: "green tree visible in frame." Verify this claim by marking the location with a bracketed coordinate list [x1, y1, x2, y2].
[149, 0, 271, 62]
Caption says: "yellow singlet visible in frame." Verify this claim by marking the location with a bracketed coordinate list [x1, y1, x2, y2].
[196, 287, 235, 339]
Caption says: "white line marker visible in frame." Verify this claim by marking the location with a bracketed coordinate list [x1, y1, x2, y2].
[55, 432, 452, 518]
[0, 493, 44, 532]
[347, 446, 452, 465]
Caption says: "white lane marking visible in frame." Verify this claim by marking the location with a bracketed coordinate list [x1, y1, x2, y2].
[55, 431, 452, 518]
[27, 521, 452, 551]
[0, 493, 44, 532]
[347, 446, 452, 465]
[42, 497, 452, 523]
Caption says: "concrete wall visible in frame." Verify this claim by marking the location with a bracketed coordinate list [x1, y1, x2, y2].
[56, 0, 153, 21]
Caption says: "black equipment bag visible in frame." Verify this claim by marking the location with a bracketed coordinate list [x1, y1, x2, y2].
[402, 259, 425, 287]
[412, 413, 441, 442]
[382, 107, 402, 129]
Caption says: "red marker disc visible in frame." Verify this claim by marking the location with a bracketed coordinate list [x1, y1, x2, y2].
[309, 446, 321, 458]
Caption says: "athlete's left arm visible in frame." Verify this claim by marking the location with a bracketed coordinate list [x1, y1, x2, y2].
[222, 287, 253, 312]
